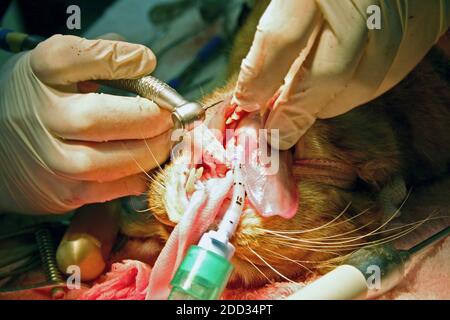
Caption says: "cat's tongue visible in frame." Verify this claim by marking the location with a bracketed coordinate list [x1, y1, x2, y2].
[228, 113, 298, 219]
[145, 172, 233, 300]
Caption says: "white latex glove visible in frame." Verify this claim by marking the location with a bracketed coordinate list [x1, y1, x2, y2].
[0, 35, 173, 214]
[233, 0, 450, 149]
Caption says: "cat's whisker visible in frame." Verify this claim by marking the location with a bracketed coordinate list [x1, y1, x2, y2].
[322, 189, 413, 246]
[269, 212, 443, 254]
[147, 205, 167, 215]
[141, 131, 168, 176]
[120, 142, 166, 191]
[268, 236, 365, 250]
[302, 220, 375, 241]
[355, 214, 444, 239]
[266, 238, 342, 255]
[271, 190, 414, 248]
[260, 204, 375, 237]
[127, 196, 152, 213]
[264, 219, 422, 250]
[132, 207, 152, 213]
[306, 218, 427, 250]
[357, 219, 427, 249]
[259, 247, 340, 267]
[247, 246, 297, 284]
[257, 202, 353, 235]
[242, 256, 274, 284]
[305, 215, 432, 269]
[295, 216, 430, 243]
[261, 209, 376, 245]
[261, 247, 314, 274]
[263, 220, 375, 245]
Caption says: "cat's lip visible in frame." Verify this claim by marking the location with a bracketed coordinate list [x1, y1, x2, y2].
[227, 113, 299, 219]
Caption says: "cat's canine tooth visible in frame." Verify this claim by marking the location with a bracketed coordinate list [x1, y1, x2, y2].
[231, 112, 240, 121]
[185, 168, 197, 194]
[225, 117, 233, 125]
[195, 167, 204, 179]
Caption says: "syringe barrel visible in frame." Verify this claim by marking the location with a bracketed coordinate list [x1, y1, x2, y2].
[218, 163, 245, 239]
[169, 245, 233, 300]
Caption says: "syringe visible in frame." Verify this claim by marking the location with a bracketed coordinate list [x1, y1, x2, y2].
[168, 158, 246, 300]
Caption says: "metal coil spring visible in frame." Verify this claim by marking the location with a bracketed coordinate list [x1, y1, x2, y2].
[35, 228, 64, 284]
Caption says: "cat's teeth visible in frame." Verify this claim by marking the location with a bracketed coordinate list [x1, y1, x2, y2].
[195, 167, 204, 179]
[231, 112, 240, 121]
[185, 168, 197, 194]
[235, 107, 242, 113]
[225, 111, 241, 125]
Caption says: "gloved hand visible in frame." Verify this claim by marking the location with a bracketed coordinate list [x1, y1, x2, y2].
[233, 0, 450, 149]
[0, 35, 173, 214]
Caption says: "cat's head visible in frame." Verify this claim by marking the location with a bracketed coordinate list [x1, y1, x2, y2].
[129, 83, 389, 288]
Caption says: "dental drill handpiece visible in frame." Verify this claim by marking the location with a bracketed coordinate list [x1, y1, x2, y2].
[101, 76, 209, 131]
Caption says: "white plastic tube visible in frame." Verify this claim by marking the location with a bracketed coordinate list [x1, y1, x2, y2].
[287, 265, 369, 300]
[217, 160, 245, 240]
[197, 156, 246, 260]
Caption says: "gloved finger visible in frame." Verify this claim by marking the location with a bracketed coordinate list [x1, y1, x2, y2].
[265, 0, 371, 150]
[315, 0, 403, 118]
[48, 130, 171, 182]
[42, 92, 173, 141]
[74, 33, 126, 94]
[96, 32, 127, 42]
[372, 0, 449, 97]
[73, 174, 147, 207]
[30, 35, 156, 86]
[232, 0, 323, 113]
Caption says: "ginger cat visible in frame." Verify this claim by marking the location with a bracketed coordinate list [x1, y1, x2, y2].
[119, 1, 450, 288]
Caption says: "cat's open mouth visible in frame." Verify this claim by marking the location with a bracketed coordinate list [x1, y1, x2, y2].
[159, 99, 299, 228]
